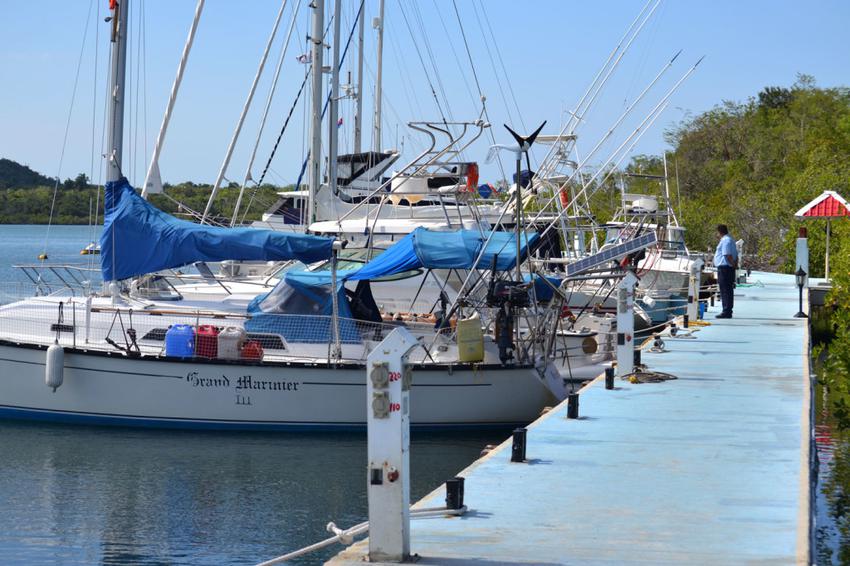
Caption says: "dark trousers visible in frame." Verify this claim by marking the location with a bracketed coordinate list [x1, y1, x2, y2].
[717, 266, 735, 315]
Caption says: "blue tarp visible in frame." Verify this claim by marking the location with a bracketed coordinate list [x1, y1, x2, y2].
[524, 274, 563, 302]
[247, 227, 539, 341]
[348, 228, 538, 282]
[100, 177, 335, 281]
[258, 227, 538, 288]
[245, 271, 360, 343]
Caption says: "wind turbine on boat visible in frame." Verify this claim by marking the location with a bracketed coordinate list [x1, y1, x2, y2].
[487, 121, 546, 281]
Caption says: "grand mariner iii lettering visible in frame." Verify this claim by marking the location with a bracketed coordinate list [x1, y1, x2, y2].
[186, 372, 300, 392]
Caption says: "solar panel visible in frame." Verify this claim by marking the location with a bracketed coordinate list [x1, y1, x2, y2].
[565, 231, 658, 277]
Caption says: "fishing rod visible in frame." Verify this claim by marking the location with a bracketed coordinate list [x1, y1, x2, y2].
[534, 47, 681, 215]
[532, 55, 705, 241]
[534, 0, 662, 174]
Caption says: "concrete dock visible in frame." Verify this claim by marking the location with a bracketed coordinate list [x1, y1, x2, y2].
[329, 271, 813, 564]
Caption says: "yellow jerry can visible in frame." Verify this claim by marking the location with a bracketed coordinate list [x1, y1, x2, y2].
[456, 313, 484, 363]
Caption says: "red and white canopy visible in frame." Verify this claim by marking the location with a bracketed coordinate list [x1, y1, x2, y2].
[795, 190, 850, 218]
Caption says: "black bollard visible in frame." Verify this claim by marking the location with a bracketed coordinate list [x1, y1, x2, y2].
[567, 393, 579, 419]
[633, 348, 641, 367]
[683, 314, 690, 329]
[605, 367, 615, 390]
[445, 477, 465, 510]
[511, 428, 527, 462]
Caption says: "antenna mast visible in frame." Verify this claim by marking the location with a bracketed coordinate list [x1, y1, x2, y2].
[372, 0, 385, 153]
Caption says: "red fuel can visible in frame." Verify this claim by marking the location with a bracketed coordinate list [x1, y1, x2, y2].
[196, 325, 220, 358]
[241, 340, 264, 361]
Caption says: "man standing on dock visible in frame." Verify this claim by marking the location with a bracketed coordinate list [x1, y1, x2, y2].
[714, 224, 738, 319]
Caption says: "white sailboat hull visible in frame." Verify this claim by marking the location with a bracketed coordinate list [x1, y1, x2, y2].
[0, 343, 555, 430]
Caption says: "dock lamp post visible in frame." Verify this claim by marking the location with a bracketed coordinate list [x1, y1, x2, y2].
[794, 267, 808, 318]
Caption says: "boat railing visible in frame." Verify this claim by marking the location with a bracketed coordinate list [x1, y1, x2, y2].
[0, 281, 89, 305]
[0, 301, 443, 365]
[12, 263, 100, 297]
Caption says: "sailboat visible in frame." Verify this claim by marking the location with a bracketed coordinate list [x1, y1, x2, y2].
[0, 0, 616, 430]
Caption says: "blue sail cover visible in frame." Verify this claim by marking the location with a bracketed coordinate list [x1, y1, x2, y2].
[350, 227, 538, 280]
[100, 177, 335, 281]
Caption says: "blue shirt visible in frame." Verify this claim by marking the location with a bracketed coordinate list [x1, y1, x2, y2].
[714, 234, 738, 267]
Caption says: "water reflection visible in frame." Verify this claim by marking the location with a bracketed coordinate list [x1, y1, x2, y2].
[0, 422, 508, 565]
[814, 305, 850, 565]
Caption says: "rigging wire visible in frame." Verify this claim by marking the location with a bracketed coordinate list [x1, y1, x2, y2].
[409, 0, 454, 124]
[449, 0, 508, 186]
[88, 0, 101, 254]
[43, 0, 96, 259]
[201, 0, 292, 224]
[246, 66, 311, 215]
[395, 0, 449, 126]
[132, 0, 145, 186]
[383, 25, 425, 126]
[125, 0, 134, 184]
[623, 1, 666, 113]
[231, 0, 303, 225]
[85, 0, 103, 274]
[291, 5, 369, 193]
[361, 56, 425, 157]
[573, 0, 661, 137]
[430, 0, 478, 117]
[467, 0, 514, 128]
[142, 0, 149, 188]
[476, 0, 526, 132]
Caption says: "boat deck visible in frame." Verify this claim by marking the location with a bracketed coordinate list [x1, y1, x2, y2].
[328, 271, 812, 564]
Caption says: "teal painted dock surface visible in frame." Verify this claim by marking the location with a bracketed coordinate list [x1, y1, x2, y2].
[329, 271, 812, 565]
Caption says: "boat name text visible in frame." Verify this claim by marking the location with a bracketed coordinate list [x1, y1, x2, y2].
[186, 372, 299, 392]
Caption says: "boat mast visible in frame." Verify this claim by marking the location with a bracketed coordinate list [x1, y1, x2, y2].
[327, 0, 342, 198]
[201, 0, 289, 224]
[307, 0, 325, 226]
[353, 0, 365, 153]
[372, 0, 385, 153]
[105, 0, 130, 184]
[141, 0, 205, 198]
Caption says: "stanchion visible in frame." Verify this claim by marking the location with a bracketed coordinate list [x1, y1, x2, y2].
[567, 393, 579, 419]
[445, 477, 465, 510]
[511, 428, 527, 463]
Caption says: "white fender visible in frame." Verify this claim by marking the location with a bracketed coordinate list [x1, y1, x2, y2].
[45, 342, 64, 392]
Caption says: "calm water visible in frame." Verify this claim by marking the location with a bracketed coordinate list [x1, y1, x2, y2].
[0, 224, 101, 301]
[813, 303, 850, 565]
[0, 225, 511, 565]
[815, 358, 850, 564]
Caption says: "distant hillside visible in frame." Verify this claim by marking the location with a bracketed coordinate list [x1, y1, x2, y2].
[0, 158, 54, 189]
[0, 157, 285, 224]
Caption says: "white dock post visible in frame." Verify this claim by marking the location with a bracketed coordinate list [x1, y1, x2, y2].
[687, 262, 700, 322]
[796, 227, 809, 287]
[617, 271, 638, 378]
[366, 327, 418, 563]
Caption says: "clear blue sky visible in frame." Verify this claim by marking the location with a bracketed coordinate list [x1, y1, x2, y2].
[1, 0, 849, 189]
